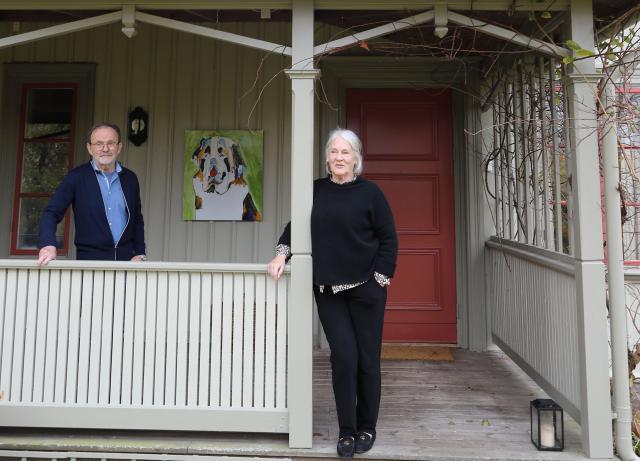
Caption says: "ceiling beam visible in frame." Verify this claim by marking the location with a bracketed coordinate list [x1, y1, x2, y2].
[448, 10, 569, 57]
[0, 0, 569, 11]
[314, 7, 568, 58]
[0, 10, 120, 49]
[0, 7, 292, 55]
[314, 9, 434, 56]
[136, 11, 291, 55]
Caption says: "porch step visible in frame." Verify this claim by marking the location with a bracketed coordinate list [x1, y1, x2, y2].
[0, 451, 292, 461]
[0, 448, 592, 461]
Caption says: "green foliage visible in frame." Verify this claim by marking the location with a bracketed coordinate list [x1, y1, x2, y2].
[562, 40, 596, 65]
[575, 49, 595, 58]
[565, 39, 582, 51]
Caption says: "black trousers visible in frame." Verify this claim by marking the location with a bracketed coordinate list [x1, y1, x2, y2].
[314, 278, 387, 437]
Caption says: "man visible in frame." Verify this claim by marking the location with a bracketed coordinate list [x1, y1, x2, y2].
[38, 122, 146, 265]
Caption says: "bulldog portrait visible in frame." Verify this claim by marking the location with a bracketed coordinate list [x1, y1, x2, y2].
[191, 135, 262, 221]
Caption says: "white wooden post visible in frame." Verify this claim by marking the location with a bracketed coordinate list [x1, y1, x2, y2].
[566, 0, 613, 456]
[285, 0, 317, 449]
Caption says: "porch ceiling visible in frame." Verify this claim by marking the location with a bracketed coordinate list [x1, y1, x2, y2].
[0, 3, 635, 58]
[0, 1, 635, 30]
[315, 9, 566, 58]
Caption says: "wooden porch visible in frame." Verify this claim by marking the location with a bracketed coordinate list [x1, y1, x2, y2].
[0, 349, 586, 461]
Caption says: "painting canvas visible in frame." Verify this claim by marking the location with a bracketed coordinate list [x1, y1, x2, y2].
[184, 130, 263, 221]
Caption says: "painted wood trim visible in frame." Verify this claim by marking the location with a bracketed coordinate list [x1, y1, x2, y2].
[486, 236, 576, 274]
[0, 11, 121, 49]
[0, 1, 570, 11]
[0, 260, 290, 273]
[447, 11, 569, 57]
[314, 10, 435, 57]
[0, 451, 293, 461]
[0, 405, 289, 432]
[209, 273, 223, 407]
[136, 12, 292, 56]
[254, 274, 267, 408]
[493, 335, 580, 420]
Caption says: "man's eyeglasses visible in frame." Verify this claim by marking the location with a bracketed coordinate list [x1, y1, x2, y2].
[91, 141, 119, 149]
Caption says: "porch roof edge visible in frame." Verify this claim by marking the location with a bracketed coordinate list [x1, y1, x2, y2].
[0, 0, 570, 11]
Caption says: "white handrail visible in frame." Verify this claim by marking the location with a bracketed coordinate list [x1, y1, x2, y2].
[0, 259, 290, 274]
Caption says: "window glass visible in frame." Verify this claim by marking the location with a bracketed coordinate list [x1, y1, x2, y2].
[11, 84, 75, 254]
[17, 197, 64, 249]
[24, 88, 72, 140]
[20, 142, 69, 193]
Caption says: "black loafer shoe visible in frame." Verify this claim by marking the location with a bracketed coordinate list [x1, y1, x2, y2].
[337, 435, 355, 458]
[355, 431, 376, 454]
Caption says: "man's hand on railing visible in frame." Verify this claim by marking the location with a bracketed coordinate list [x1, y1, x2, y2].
[267, 254, 286, 280]
[37, 245, 57, 266]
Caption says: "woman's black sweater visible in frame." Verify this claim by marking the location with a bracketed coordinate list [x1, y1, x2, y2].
[278, 177, 398, 286]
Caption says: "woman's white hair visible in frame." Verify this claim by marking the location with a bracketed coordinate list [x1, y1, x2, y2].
[324, 128, 363, 176]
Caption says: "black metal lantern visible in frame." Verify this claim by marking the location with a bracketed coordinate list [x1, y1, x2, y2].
[530, 398, 564, 451]
[127, 106, 148, 146]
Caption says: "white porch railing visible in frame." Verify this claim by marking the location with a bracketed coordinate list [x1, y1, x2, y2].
[0, 260, 291, 436]
[486, 238, 581, 420]
[484, 53, 613, 457]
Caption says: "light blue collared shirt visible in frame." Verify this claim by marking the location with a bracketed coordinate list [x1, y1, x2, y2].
[92, 160, 128, 245]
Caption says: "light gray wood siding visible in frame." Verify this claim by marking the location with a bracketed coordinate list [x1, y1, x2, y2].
[0, 21, 292, 263]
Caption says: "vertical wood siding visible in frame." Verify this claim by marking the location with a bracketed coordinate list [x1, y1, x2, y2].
[486, 239, 581, 419]
[0, 261, 289, 432]
[0, 21, 292, 263]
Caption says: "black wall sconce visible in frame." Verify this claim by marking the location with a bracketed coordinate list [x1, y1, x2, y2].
[530, 398, 564, 451]
[127, 106, 148, 146]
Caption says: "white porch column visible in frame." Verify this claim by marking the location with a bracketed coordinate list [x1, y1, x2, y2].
[566, 0, 613, 457]
[285, 0, 318, 449]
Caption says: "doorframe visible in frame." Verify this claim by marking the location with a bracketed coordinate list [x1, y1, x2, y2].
[318, 56, 490, 351]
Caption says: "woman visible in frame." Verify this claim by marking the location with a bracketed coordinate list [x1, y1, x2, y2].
[267, 128, 398, 458]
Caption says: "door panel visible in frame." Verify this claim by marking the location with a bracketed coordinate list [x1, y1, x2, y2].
[347, 88, 457, 343]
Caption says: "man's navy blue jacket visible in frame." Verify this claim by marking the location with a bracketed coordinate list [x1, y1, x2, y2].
[39, 161, 146, 261]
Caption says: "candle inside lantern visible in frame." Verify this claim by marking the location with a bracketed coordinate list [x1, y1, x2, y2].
[540, 413, 555, 448]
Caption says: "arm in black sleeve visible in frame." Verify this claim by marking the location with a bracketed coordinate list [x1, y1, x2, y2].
[277, 221, 291, 247]
[276, 222, 292, 261]
[372, 188, 398, 277]
[39, 176, 75, 249]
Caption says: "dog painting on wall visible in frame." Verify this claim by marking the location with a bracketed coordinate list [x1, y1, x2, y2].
[184, 130, 263, 221]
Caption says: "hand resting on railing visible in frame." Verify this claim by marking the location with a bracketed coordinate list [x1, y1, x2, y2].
[37, 245, 57, 266]
[267, 254, 287, 280]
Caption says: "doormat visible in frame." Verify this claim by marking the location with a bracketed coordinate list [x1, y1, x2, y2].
[381, 344, 454, 361]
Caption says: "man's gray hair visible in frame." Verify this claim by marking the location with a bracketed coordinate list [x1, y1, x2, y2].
[86, 122, 122, 144]
[324, 128, 363, 176]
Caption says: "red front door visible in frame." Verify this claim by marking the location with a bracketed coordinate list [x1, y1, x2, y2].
[347, 88, 457, 343]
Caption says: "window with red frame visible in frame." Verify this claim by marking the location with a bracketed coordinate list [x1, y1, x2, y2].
[618, 87, 640, 265]
[11, 84, 77, 255]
